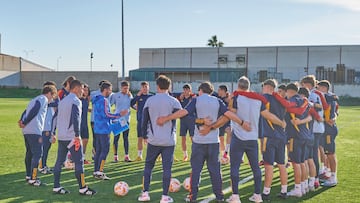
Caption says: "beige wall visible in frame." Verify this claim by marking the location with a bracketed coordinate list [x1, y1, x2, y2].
[0, 54, 20, 71]
[21, 71, 119, 91]
[21, 58, 53, 71]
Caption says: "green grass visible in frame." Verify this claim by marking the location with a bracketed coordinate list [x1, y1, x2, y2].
[0, 98, 359, 203]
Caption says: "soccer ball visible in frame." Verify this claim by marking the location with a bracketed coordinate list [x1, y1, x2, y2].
[183, 177, 191, 191]
[169, 178, 181, 192]
[114, 181, 129, 196]
[64, 160, 74, 170]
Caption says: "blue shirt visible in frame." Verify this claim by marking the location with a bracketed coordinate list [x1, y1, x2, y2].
[185, 94, 227, 144]
[262, 94, 286, 140]
[81, 97, 89, 130]
[142, 92, 182, 146]
[110, 92, 133, 122]
[178, 94, 196, 122]
[90, 89, 101, 122]
[43, 101, 57, 132]
[131, 94, 153, 121]
[325, 93, 337, 119]
[92, 94, 120, 135]
[309, 89, 325, 133]
[285, 94, 311, 140]
[22, 95, 49, 135]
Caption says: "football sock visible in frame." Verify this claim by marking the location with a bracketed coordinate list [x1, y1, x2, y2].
[309, 177, 315, 187]
[225, 144, 230, 153]
[281, 185, 287, 193]
[263, 187, 271, 195]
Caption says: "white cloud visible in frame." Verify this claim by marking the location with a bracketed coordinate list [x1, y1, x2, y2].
[294, 0, 360, 12]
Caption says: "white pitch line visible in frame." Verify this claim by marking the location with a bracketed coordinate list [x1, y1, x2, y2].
[199, 168, 265, 203]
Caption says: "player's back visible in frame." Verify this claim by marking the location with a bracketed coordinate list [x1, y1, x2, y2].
[90, 89, 101, 122]
[263, 93, 286, 139]
[23, 95, 48, 135]
[285, 94, 311, 140]
[192, 94, 223, 144]
[57, 93, 82, 140]
[232, 95, 262, 141]
[309, 89, 325, 133]
[144, 93, 181, 146]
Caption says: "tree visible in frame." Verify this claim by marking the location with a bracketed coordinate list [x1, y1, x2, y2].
[207, 35, 224, 47]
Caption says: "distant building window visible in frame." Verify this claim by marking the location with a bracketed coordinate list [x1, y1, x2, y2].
[236, 55, 246, 65]
[218, 55, 228, 64]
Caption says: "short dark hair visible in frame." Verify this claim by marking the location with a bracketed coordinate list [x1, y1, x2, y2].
[42, 85, 57, 96]
[82, 82, 90, 90]
[70, 80, 83, 90]
[286, 83, 299, 92]
[278, 84, 286, 90]
[98, 80, 109, 87]
[43, 81, 56, 87]
[238, 76, 250, 90]
[263, 79, 277, 88]
[218, 85, 228, 92]
[183, 84, 191, 89]
[62, 76, 76, 87]
[100, 81, 112, 92]
[317, 80, 330, 90]
[301, 75, 316, 87]
[198, 81, 214, 94]
[156, 75, 171, 90]
[121, 81, 129, 87]
[298, 87, 309, 98]
[141, 81, 149, 86]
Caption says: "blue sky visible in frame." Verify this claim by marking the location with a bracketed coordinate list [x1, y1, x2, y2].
[1, 0, 359, 76]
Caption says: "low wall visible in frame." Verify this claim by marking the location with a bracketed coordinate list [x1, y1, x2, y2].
[130, 81, 360, 97]
[21, 71, 119, 91]
[0, 71, 20, 87]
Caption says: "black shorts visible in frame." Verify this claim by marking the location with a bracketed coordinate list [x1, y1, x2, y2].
[323, 123, 338, 154]
[219, 121, 231, 137]
[80, 125, 89, 139]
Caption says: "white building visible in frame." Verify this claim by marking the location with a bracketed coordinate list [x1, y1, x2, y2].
[130, 45, 360, 84]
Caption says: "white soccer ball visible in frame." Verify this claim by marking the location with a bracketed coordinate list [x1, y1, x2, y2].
[64, 160, 74, 170]
[183, 177, 191, 191]
[169, 178, 181, 192]
[114, 181, 129, 196]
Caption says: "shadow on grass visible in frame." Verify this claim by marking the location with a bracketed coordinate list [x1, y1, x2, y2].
[0, 161, 334, 203]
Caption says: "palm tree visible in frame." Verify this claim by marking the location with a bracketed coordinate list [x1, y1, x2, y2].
[207, 35, 224, 47]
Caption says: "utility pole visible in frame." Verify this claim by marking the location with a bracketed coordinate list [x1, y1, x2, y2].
[90, 52, 94, 71]
[121, 0, 125, 80]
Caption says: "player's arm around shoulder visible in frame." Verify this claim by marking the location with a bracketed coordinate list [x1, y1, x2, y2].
[261, 109, 286, 129]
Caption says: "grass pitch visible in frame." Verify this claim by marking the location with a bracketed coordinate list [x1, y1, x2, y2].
[0, 97, 359, 203]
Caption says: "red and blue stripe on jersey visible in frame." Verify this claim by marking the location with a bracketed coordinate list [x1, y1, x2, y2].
[284, 94, 311, 140]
